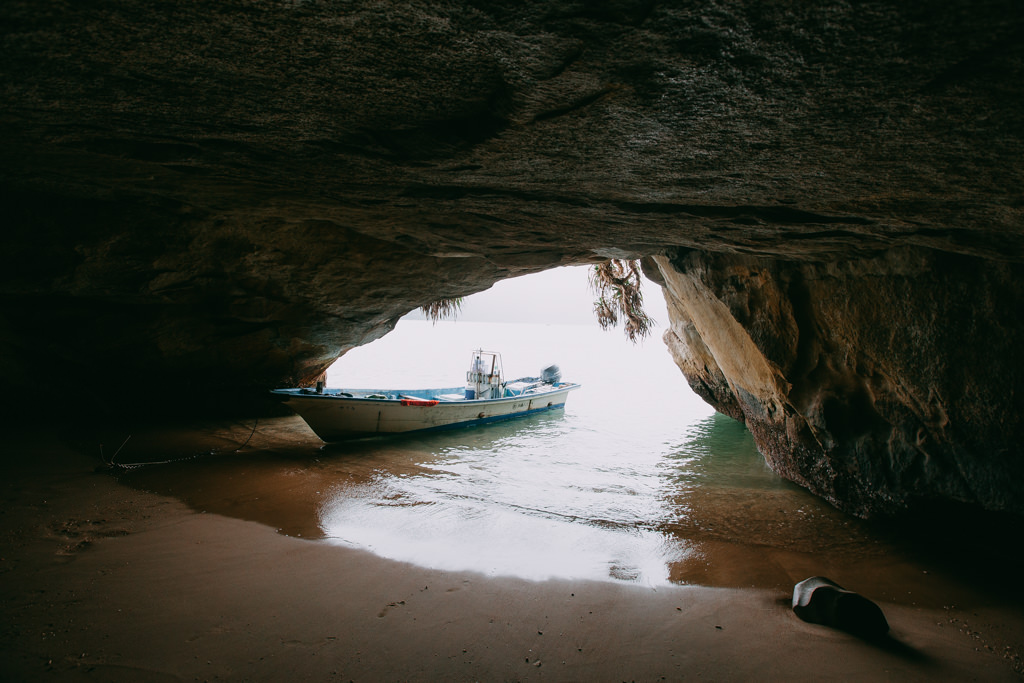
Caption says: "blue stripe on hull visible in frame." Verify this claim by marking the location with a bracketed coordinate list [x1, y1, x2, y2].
[328, 402, 567, 440]
[415, 402, 567, 433]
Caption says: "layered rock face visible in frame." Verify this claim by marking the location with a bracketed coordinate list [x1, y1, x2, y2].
[2, 1, 1022, 515]
[651, 251, 1023, 517]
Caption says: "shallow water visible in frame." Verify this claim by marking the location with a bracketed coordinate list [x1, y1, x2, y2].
[114, 321, 1022, 610]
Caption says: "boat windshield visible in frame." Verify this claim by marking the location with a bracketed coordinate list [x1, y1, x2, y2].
[468, 350, 501, 377]
[466, 349, 503, 400]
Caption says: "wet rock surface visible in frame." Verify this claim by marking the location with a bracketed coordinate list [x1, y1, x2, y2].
[1, 1, 1022, 514]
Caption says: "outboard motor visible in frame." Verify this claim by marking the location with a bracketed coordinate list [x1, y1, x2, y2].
[540, 364, 561, 384]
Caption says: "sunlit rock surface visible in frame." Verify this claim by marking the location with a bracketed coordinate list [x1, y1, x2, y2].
[653, 251, 1023, 517]
[1, 1, 1022, 514]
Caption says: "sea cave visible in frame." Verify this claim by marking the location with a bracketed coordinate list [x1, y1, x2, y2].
[1, 1, 1022, 679]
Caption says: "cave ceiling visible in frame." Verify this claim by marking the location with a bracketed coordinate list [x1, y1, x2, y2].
[1, 1, 1023, 515]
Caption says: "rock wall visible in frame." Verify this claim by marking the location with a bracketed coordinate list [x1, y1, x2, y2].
[652, 250, 1024, 517]
[2, 1, 1023, 513]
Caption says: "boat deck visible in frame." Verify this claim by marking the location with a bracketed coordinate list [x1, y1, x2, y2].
[276, 377, 572, 404]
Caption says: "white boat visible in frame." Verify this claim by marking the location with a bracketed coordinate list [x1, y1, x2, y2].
[272, 350, 580, 441]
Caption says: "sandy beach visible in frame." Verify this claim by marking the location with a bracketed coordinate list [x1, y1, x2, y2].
[2, 428, 1022, 682]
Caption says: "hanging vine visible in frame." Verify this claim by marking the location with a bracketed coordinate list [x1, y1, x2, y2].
[420, 297, 463, 323]
[588, 259, 655, 342]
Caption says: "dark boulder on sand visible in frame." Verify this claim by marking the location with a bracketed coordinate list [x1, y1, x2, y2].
[792, 576, 889, 639]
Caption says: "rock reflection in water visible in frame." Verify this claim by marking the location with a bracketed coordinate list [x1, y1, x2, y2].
[312, 410, 889, 589]
[656, 414, 888, 590]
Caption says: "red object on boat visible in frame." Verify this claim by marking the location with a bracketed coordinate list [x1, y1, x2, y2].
[400, 399, 439, 407]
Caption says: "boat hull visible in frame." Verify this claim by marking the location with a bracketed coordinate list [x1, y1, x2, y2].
[272, 384, 579, 441]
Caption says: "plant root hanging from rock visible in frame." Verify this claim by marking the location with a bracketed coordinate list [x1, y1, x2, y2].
[589, 259, 655, 343]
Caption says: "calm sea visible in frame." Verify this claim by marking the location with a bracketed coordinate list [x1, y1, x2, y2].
[118, 320, 1014, 606]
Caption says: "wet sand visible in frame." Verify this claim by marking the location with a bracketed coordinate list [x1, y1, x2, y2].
[2, 427, 1023, 681]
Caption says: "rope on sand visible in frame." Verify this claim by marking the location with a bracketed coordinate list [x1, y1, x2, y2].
[99, 436, 208, 470]
[98, 417, 259, 470]
[103, 453, 209, 470]
[234, 417, 259, 452]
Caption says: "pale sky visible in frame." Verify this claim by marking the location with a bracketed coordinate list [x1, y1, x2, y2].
[405, 265, 669, 327]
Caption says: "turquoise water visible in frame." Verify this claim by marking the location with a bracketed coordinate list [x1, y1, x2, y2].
[118, 320, 1010, 604]
[313, 321, 867, 586]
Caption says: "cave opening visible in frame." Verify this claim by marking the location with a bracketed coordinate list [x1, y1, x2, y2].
[312, 264, 726, 584]
[91, 263, 1019, 600]
[81, 266, 964, 598]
